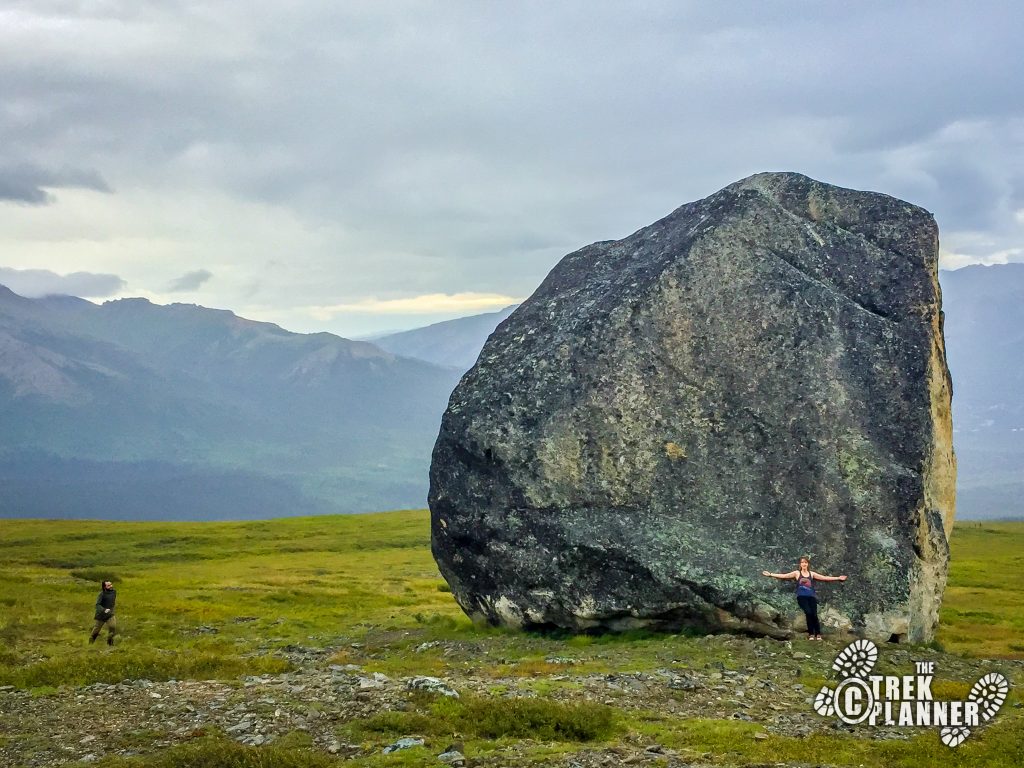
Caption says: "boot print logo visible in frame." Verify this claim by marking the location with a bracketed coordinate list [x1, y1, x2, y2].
[811, 639, 1009, 747]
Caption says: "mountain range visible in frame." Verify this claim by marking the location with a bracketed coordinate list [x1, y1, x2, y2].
[371, 305, 518, 370]
[939, 263, 1024, 519]
[1, 262, 1020, 520]
[0, 286, 460, 519]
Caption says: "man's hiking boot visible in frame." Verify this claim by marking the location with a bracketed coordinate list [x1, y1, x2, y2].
[89, 634, 98, 644]
[107, 637, 114, 646]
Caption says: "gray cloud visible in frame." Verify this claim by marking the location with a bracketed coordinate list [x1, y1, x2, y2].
[166, 269, 213, 292]
[0, 2, 1021, 334]
[0, 267, 125, 298]
[0, 164, 112, 205]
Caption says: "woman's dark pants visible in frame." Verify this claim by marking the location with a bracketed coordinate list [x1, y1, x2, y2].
[797, 595, 821, 636]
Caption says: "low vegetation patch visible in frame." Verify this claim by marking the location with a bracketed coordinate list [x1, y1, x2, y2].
[461, 696, 616, 741]
[87, 732, 336, 768]
[348, 694, 619, 744]
[0, 648, 289, 689]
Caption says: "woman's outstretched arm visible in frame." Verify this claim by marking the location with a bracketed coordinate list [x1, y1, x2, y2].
[810, 571, 848, 582]
[761, 569, 798, 579]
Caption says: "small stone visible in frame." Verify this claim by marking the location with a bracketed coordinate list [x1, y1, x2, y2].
[438, 749, 466, 765]
[406, 676, 460, 698]
[383, 737, 424, 754]
[754, 732, 769, 740]
[226, 720, 254, 734]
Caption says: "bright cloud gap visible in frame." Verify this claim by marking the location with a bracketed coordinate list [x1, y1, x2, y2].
[308, 292, 524, 319]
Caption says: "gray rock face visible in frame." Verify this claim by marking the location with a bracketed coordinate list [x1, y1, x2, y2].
[429, 172, 955, 643]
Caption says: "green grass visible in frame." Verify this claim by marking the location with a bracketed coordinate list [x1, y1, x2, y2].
[346, 694, 618, 743]
[2, 646, 288, 689]
[2, 512, 1022, 767]
[0, 511, 464, 687]
[88, 732, 339, 768]
[936, 520, 1024, 659]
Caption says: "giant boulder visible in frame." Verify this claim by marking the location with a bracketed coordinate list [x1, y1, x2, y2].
[429, 172, 955, 642]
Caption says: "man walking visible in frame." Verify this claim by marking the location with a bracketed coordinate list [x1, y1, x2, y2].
[90, 580, 117, 646]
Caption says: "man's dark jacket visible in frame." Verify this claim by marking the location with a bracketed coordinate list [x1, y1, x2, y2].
[95, 586, 116, 622]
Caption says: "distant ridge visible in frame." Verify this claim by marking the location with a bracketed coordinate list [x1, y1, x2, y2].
[0, 287, 461, 519]
[940, 263, 1024, 519]
[373, 305, 519, 370]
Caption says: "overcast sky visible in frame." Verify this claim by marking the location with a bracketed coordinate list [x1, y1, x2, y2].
[1, 1, 1022, 336]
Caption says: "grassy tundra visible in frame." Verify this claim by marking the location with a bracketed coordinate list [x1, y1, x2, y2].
[0, 512, 1021, 766]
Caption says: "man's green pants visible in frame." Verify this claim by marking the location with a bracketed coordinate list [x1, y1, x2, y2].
[90, 616, 116, 645]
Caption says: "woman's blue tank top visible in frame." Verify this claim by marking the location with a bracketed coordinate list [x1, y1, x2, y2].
[795, 570, 815, 597]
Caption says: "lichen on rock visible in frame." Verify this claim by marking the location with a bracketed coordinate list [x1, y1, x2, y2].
[429, 172, 955, 642]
